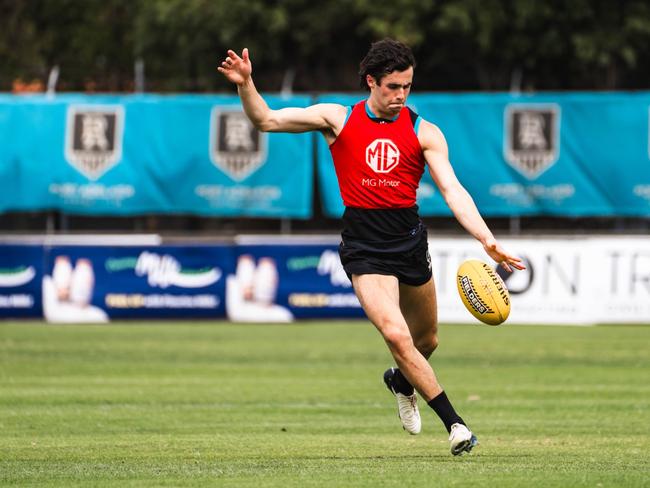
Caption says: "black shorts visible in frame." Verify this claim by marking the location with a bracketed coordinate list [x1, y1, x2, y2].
[338, 232, 432, 286]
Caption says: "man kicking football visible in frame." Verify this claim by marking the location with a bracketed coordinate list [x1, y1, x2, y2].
[218, 38, 524, 455]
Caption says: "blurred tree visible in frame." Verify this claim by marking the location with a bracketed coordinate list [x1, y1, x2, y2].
[2, 0, 650, 92]
[134, 0, 283, 91]
[0, 1, 44, 88]
[568, 0, 650, 89]
[430, 0, 650, 90]
[0, 0, 139, 91]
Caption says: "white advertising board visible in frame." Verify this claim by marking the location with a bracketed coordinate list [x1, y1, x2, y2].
[429, 236, 650, 325]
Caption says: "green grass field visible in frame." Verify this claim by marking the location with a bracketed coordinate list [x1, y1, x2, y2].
[1, 321, 648, 487]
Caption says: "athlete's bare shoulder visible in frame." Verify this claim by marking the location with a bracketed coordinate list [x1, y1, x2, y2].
[313, 103, 348, 134]
[416, 118, 449, 155]
[308, 103, 348, 143]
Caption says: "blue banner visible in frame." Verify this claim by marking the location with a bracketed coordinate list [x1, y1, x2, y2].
[3, 92, 650, 218]
[0, 241, 366, 322]
[316, 92, 650, 217]
[0, 245, 43, 318]
[0, 94, 313, 218]
[228, 242, 364, 320]
[42, 245, 232, 321]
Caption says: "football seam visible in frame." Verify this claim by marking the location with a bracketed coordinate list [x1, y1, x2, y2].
[469, 261, 504, 322]
[483, 264, 510, 322]
[483, 263, 510, 307]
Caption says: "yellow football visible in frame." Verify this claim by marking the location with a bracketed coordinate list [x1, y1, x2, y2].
[456, 259, 510, 325]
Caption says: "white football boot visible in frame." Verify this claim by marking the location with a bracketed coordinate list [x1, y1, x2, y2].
[383, 368, 421, 435]
[449, 423, 479, 456]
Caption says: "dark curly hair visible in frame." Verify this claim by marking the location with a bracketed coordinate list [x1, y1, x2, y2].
[358, 38, 416, 91]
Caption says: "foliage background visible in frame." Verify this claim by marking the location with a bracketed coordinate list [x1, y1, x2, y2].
[3, 0, 650, 93]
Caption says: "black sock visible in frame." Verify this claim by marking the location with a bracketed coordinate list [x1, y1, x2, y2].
[391, 368, 414, 396]
[427, 391, 465, 433]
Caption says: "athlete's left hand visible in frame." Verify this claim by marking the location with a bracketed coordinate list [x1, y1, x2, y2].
[483, 238, 526, 272]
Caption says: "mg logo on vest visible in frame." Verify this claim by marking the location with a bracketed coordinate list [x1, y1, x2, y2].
[366, 138, 400, 173]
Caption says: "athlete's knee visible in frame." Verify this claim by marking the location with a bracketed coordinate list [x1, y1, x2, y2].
[380, 322, 414, 356]
[416, 334, 439, 359]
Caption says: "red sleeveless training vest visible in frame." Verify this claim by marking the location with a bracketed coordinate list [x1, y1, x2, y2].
[329, 101, 425, 209]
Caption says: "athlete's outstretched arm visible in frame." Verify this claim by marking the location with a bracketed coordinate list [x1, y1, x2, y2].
[217, 48, 345, 136]
[419, 120, 525, 272]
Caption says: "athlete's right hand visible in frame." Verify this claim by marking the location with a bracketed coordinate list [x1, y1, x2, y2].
[217, 48, 252, 85]
[482, 238, 525, 273]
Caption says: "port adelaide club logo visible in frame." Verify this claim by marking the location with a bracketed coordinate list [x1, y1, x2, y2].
[504, 104, 560, 179]
[65, 105, 124, 180]
[210, 107, 268, 181]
